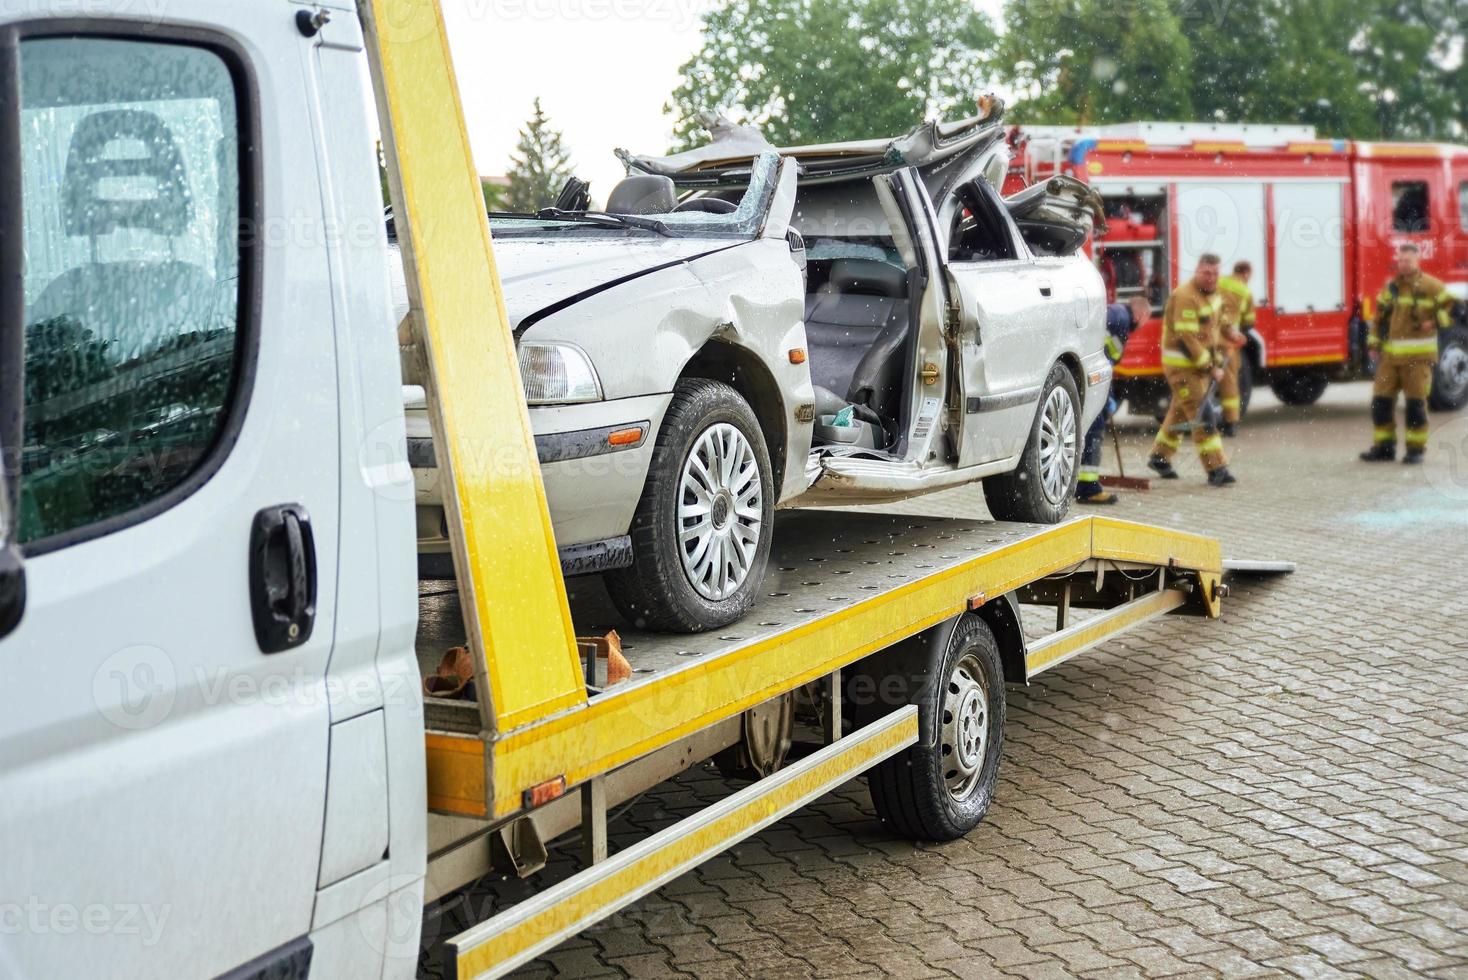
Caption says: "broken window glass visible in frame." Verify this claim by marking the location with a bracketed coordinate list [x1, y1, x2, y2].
[16, 37, 243, 545]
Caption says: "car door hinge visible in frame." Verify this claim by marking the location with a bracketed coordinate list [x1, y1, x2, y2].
[944, 304, 962, 335]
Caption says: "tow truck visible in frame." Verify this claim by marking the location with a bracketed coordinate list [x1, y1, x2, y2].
[0, 3, 1257, 978]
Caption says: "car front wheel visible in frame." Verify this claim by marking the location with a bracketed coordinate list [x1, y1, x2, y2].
[606, 378, 774, 633]
[982, 363, 1079, 524]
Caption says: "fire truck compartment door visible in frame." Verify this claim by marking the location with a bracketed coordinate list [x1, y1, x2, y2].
[1177, 182, 1267, 304]
[1272, 182, 1347, 314]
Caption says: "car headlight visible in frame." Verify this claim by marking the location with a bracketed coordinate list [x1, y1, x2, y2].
[518, 342, 603, 405]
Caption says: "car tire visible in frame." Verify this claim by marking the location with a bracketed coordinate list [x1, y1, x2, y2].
[982, 363, 1079, 524]
[605, 378, 774, 633]
[866, 615, 1005, 842]
[1269, 368, 1330, 406]
[1429, 325, 1468, 411]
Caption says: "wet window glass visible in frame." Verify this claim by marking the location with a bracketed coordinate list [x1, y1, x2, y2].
[16, 38, 242, 545]
[1391, 181, 1429, 232]
[1459, 182, 1468, 233]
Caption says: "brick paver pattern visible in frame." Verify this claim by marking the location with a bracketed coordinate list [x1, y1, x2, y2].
[462, 384, 1468, 979]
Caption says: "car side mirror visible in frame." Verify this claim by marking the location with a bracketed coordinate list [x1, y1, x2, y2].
[0, 540, 23, 639]
[786, 229, 807, 273]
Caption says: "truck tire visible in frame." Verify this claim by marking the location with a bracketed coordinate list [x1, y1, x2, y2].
[1429, 326, 1468, 411]
[1269, 368, 1329, 406]
[866, 615, 1005, 841]
[982, 363, 1078, 524]
[606, 379, 774, 633]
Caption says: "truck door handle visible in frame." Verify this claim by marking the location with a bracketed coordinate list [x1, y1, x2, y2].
[249, 504, 317, 654]
[1038, 282, 1053, 297]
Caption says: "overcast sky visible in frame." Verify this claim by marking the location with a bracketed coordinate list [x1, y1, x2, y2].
[440, 0, 1005, 200]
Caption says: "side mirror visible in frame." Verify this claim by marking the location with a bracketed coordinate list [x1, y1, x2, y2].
[0, 449, 23, 639]
[786, 229, 807, 273]
[0, 541, 22, 639]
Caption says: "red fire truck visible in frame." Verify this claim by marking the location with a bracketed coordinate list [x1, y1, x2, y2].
[1009, 122, 1468, 417]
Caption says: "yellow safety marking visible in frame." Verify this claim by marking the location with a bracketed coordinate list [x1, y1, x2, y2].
[1026, 588, 1187, 678]
[1190, 142, 1249, 153]
[1095, 140, 1150, 152]
[1359, 144, 1453, 159]
[426, 733, 490, 817]
[363, 0, 586, 734]
[1115, 365, 1164, 378]
[1269, 354, 1340, 367]
[454, 708, 918, 979]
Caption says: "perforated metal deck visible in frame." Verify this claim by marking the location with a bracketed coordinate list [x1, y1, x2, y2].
[421, 513, 1032, 678]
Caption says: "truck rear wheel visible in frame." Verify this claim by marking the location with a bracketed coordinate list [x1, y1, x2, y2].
[606, 379, 774, 633]
[866, 616, 1005, 842]
[1429, 326, 1468, 411]
[1269, 368, 1329, 406]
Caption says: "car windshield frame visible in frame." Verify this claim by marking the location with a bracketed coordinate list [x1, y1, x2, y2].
[489, 151, 782, 240]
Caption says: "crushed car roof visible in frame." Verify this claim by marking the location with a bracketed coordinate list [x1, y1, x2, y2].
[618, 97, 1008, 187]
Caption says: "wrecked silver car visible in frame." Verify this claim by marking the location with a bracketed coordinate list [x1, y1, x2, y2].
[408, 101, 1109, 633]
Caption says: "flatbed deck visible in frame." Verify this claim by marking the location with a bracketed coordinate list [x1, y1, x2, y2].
[419, 509, 1221, 820]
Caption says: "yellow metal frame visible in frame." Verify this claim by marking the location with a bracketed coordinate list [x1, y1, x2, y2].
[363, 0, 587, 743]
[449, 706, 920, 980]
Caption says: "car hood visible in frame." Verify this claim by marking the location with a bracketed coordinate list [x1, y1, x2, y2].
[389, 236, 739, 331]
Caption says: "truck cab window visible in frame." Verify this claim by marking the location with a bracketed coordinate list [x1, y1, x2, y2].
[1459, 182, 1468, 233]
[15, 37, 246, 548]
[1391, 181, 1430, 232]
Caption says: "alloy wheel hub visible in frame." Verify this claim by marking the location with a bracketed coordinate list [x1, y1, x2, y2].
[677, 423, 763, 601]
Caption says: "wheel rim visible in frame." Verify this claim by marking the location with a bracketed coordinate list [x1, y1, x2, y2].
[1037, 385, 1077, 505]
[941, 652, 989, 800]
[1440, 342, 1468, 402]
[677, 422, 763, 601]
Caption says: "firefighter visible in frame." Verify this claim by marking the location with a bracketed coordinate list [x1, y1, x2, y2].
[1147, 254, 1237, 486]
[1360, 243, 1454, 464]
[1077, 295, 1152, 504]
[1216, 260, 1255, 437]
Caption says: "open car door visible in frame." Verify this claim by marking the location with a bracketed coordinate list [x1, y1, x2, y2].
[872, 166, 954, 462]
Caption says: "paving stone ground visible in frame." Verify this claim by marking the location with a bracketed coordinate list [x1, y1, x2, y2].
[453, 382, 1468, 979]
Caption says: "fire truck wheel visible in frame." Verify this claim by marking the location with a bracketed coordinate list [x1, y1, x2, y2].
[1429, 326, 1468, 411]
[865, 615, 1005, 842]
[606, 379, 775, 634]
[982, 363, 1079, 524]
[1269, 369, 1330, 407]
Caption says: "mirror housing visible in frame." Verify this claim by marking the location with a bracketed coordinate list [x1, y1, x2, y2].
[0, 541, 23, 639]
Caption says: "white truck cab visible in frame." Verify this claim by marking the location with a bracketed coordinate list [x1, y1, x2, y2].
[0, 4, 424, 976]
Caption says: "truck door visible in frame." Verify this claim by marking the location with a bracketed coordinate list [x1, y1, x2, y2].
[0, 9, 339, 977]
[943, 178, 1056, 466]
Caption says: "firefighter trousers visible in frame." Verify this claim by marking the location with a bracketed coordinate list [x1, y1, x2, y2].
[1152, 367, 1227, 472]
[1218, 348, 1243, 424]
[1371, 354, 1434, 450]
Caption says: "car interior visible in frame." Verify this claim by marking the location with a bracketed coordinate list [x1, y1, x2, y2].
[801, 251, 912, 453]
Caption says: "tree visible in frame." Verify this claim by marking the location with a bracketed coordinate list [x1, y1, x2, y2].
[504, 98, 574, 213]
[667, 0, 998, 150]
[1000, 0, 1195, 124]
